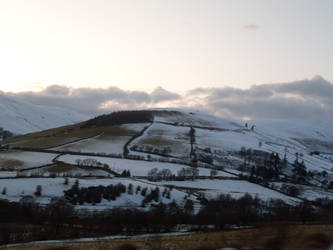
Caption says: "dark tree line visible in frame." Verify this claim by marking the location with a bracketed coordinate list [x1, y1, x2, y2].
[63, 182, 171, 206]
[239, 148, 313, 185]
[82, 111, 153, 128]
[2, 193, 333, 245]
[64, 183, 127, 205]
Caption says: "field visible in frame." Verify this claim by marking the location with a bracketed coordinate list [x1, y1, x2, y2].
[4, 123, 145, 150]
[53, 123, 148, 155]
[0, 151, 57, 169]
[157, 179, 301, 204]
[3, 224, 333, 250]
[57, 154, 232, 177]
[131, 123, 191, 158]
[0, 177, 194, 208]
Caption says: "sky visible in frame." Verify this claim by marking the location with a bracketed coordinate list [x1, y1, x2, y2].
[0, 0, 333, 122]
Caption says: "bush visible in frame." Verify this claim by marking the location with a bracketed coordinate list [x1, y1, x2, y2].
[34, 185, 42, 197]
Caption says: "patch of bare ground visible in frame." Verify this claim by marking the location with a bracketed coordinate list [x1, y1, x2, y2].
[3, 224, 333, 250]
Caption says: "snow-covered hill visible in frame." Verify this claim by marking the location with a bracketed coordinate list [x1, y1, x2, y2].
[1, 108, 333, 211]
[0, 94, 89, 135]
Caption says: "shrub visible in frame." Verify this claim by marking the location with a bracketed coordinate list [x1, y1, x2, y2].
[35, 185, 42, 197]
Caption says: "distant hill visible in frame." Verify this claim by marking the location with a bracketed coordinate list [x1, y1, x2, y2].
[0, 93, 89, 135]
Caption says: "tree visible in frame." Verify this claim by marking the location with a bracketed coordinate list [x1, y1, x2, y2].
[160, 169, 172, 181]
[75, 159, 82, 166]
[120, 169, 127, 177]
[184, 199, 194, 215]
[141, 187, 148, 196]
[35, 185, 42, 197]
[191, 167, 199, 181]
[148, 168, 160, 181]
[74, 179, 79, 187]
[166, 190, 171, 199]
[210, 169, 217, 179]
[128, 183, 133, 195]
[136, 185, 141, 194]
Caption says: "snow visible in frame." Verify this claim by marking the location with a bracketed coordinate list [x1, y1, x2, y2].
[0, 93, 89, 135]
[152, 108, 241, 130]
[272, 182, 333, 201]
[58, 154, 232, 177]
[254, 119, 333, 142]
[158, 179, 301, 205]
[132, 123, 191, 158]
[0, 177, 193, 209]
[0, 151, 57, 169]
[193, 120, 333, 177]
[1, 108, 333, 212]
[0, 171, 16, 178]
[196, 128, 262, 152]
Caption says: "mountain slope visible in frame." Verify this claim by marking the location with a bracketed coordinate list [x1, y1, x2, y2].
[0, 93, 89, 135]
[1, 108, 333, 210]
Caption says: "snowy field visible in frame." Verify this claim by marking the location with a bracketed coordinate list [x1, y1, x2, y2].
[0, 177, 195, 209]
[0, 178, 194, 210]
[19, 165, 113, 178]
[58, 154, 234, 177]
[0, 171, 16, 178]
[272, 182, 333, 201]
[196, 128, 263, 153]
[0, 151, 57, 170]
[157, 179, 301, 205]
[194, 125, 333, 177]
[131, 123, 191, 158]
[153, 108, 240, 130]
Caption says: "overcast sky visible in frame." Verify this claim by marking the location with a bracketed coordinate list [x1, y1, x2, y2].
[0, 0, 332, 122]
[0, 0, 332, 92]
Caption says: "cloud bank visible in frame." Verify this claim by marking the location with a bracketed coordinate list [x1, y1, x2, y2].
[5, 76, 333, 123]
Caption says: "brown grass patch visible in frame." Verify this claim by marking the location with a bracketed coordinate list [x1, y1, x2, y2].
[4, 224, 333, 250]
[6, 124, 138, 149]
[294, 232, 331, 250]
[0, 158, 24, 170]
[46, 163, 75, 173]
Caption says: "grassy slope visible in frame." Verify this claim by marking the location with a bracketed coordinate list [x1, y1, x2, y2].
[4, 224, 333, 250]
[4, 124, 139, 149]
[2, 110, 157, 149]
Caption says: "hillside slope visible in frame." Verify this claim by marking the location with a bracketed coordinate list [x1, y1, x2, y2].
[1, 109, 333, 211]
[0, 94, 89, 135]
